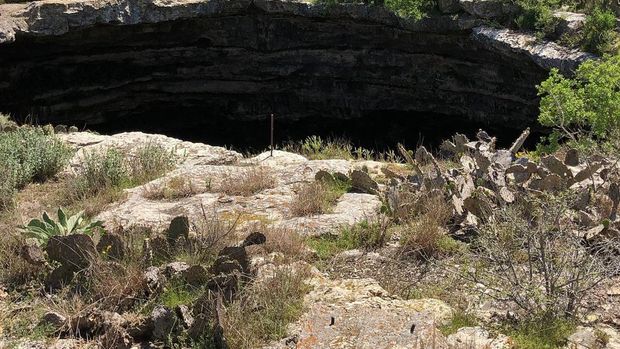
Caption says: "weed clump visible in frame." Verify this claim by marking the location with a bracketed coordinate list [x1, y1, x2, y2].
[0, 126, 72, 210]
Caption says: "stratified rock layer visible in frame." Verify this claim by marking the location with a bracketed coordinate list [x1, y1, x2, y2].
[0, 0, 593, 131]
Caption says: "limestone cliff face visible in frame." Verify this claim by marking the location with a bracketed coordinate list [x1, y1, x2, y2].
[0, 0, 594, 130]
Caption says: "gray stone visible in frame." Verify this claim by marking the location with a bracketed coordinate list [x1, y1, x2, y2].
[151, 306, 177, 340]
[20, 243, 46, 266]
[167, 216, 189, 243]
[96, 233, 125, 260]
[164, 261, 190, 277]
[350, 169, 379, 194]
[45, 234, 97, 271]
[183, 265, 209, 286]
[39, 311, 67, 330]
[564, 148, 580, 166]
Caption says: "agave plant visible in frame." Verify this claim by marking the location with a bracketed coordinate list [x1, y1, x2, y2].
[21, 208, 104, 247]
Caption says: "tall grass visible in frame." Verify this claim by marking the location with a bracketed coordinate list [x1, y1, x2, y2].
[0, 127, 72, 210]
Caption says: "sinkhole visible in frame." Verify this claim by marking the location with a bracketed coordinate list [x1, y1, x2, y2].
[0, 4, 552, 152]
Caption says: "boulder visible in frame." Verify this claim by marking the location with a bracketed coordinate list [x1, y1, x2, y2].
[542, 155, 571, 178]
[167, 216, 190, 243]
[151, 306, 177, 340]
[564, 148, 580, 166]
[350, 169, 379, 194]
[39, 312, 67, 331]
[184, 265, 209, 286]
[46, 234, 97, 271]
[164, 261, 190, 278]
[96, 233, 125, 260]
[20, 243, 46, 266]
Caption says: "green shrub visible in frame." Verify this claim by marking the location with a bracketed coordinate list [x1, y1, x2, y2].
[505, 317, 576, 349]
[0, 127, 72, 210]
[514, 0, 561, 39]
[537, 54, 620, 151]
[21, 208, 103, 247]
[582, 8, 619, 55]
[71, 143, 176, 201]
[384, 0, 435, 20]
[439, 309, 478, 336]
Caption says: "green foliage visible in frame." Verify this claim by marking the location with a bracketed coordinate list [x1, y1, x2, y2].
[0, 127, 72, 210]
[505, 317, 576, 349]
[224, 269, 310, 349]
[439, 310, 478, 336]
[283, 135, 401, 162]
[582, 8, 619, 55]
[71, 143, 176, 201]
[514, 0, 561, 39]
[20, 208, 103, 247]
[537, 54, 620, 149]
[384, 0, 435, 20]
[307, 219, 391, 260]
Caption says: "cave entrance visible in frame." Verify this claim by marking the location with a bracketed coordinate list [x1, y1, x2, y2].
[87, 109, 540, 154]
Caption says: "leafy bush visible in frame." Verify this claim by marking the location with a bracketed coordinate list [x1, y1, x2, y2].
[384, 0, 435, 20]
[582, 8, 619, 55]
[514, 0, 561, 39]
[21, 208, 103, 247]
[0, 127, 72, 210]
[537, 54, 620, 151]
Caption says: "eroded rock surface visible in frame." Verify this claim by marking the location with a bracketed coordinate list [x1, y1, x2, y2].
[60, 132, 383, 235]
[0, 0, 593, 133]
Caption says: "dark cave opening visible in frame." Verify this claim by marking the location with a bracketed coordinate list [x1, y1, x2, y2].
[85, 109, 543, 154]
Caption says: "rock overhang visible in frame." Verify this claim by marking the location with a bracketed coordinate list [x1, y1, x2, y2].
[0, 0, 596, 141]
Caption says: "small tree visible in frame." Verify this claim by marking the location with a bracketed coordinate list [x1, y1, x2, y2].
[537, 54, 620, 151]
[469, 193, 620, 319]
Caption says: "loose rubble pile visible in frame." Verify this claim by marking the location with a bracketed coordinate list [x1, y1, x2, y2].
[387, 129, 620, 243]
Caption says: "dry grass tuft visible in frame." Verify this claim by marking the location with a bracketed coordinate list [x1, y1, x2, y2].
[289, 178, 350, 217]
[219, 167, 276, 197]
[86, 260, 147, 312]
[223, 267, 311, 349]
[259, 224, 309, 262]
[398, 194, 460, 259]
[143, 176, 198, 200]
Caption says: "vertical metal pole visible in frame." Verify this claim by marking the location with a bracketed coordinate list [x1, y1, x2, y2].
[270, 113, 274, 157]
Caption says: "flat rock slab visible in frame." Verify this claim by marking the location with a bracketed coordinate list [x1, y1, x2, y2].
[61, 132, 383, 235]
[266, 278, 454, 348]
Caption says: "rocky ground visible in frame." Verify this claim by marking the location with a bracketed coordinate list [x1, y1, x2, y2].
[0, 128, 619, 349]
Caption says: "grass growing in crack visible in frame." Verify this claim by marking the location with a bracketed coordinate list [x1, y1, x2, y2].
[219, 166, 276, 197]
[143, 176, 198, 200]
[223, 268, 310, 349]
[307, 219, 391, 260]
[504, 317, 576, 349]
[439, 309, 478, 336]
[283, 135, 402, 162]
[289, 177, 351, 217]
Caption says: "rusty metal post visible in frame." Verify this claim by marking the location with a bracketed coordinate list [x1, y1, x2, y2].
[270, 113, 274, 157]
